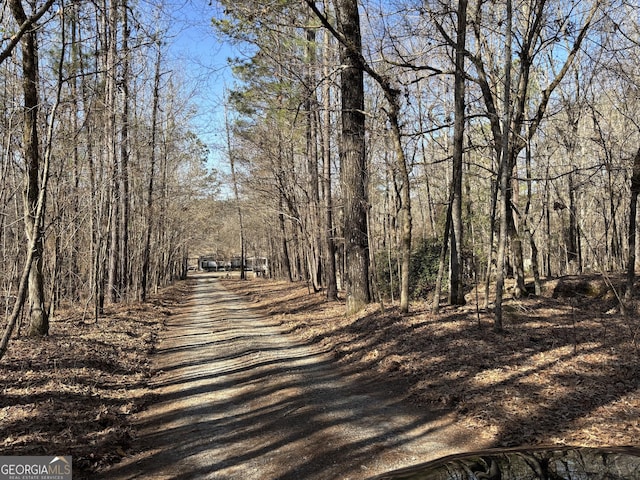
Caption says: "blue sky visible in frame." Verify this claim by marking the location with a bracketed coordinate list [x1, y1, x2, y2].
[164, 0, 238, 174]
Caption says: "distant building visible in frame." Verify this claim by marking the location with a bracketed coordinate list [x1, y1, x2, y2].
[198, 254, 268, 275]
[230, 256, 243, 270]
[199, 255, 219, 271]
[246, 257, 269, 275]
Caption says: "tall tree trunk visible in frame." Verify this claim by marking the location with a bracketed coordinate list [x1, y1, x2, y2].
[449, 0, 468, 306]
[279, 195, 294, 282]
[304, 22, 322, 292]
[484, 168, 499, 308]
[544, 164, 552, 277]
[2, 0, 60, 351]
[225, 101, 246, 280]
[433, 186, 455, 314]
[141, 46, 162, 301]
[70, 8, 81, 302]
[119, 0, 131, 299]
[321, 18, 338, 300]
[567, 170, 580, 273]
[387, 101, 411, 314]
[308, 0, 413, 311]
[494, 0, 513, 332]
[625, 147, 640, 302]
[337, 0, 370, 314]
[9, 0, 49, 336]
[507, 201, 526, 296]
[416, 90, 437, 237]
[524, 134, 541, 295]
[106, 0, 120, 303]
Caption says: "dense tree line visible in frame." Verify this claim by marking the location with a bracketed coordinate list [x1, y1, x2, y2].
[0, 0, 210, 355]
[2, 0, 640, 355]
[214, 0, 640, 327]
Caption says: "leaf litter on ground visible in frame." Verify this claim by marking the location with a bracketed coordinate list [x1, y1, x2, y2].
[1, 273, 639, 479]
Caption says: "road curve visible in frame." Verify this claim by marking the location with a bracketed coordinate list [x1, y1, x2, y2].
[98, 274, 478, 479]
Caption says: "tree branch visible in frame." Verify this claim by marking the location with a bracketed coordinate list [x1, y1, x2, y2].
[529, 1, 600, 141]
[0, 0, 56, 65]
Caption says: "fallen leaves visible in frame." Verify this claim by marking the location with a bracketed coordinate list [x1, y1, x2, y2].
[223, 275, 640, 450]
[0, 280, 192, 479]
[1, 273, 638, 479]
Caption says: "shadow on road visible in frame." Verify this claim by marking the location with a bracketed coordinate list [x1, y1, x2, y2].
[97, 274, 476, 480]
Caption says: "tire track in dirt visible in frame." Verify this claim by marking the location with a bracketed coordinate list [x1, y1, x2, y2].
[98, 274, 480, 479]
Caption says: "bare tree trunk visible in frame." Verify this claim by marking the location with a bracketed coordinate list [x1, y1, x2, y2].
[544, 164, 552, 277]
[449, 0, 468, 306]
[508, 203, 526, 297]
[524, 135, 541, 295]
[9, 0, 49, 336]
[432, 186, 455, 314]
[119, 0, 131, 298]
[484, 170, 499, 308]
[336, 0, 370, 314]
[494, 0, 513, 332]
[381, 93, 412, 313]
[70, 8, 82, 302]
[279, 195, 293, 282]
[141, 46, 162, 301]
[1, 0, 61, 354]
[563, 169, 579, 273]
[106, 0, 120, 303]
[308, 0, 417, 312]
[304, 22, 322, 292]
[321, 18, 338, 300]
[625, 147, 640, 302]
[225, 101, 246, 280]
[416, 91, 437, 238]
[361, 77, 412, 312]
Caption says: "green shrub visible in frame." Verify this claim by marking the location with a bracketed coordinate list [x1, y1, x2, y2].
[410, 237, 441, 299]
[374, 238, 443, 301]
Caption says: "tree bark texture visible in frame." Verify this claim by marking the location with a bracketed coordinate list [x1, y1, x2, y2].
[9, 0, 49, 336]
[449, 0, 468, 306]
[141, 46, 162, 301]
[625, 147, 640, 301]
[493, 0, 513, 332]
[337, 0, 370, 314]
[322, 21, 338, 300]
[106, 0, 120, 303]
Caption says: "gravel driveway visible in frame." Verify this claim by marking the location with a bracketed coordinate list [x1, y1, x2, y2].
[98, 274, 479, 479]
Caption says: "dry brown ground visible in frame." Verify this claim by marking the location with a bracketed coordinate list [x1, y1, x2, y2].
[221, 275, 640, 449]
[0, 274, 639, 479]
[0, 281, 192, 478]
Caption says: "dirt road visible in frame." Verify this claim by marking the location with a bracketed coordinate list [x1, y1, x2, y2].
[98, 274, 479, 479]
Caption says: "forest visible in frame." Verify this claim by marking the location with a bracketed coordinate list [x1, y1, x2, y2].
[1, 0, 640, 353]
[212, 0, 640, 326]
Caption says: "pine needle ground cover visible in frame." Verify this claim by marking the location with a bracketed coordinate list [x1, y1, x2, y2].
[1, 274, 638, 479]
[0, 282, 192, 477]
[224, 275, 640, 449]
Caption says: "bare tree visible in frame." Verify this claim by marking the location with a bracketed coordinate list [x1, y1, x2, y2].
[141, 45, 163, 301]
[334, 0, 371, 313]
[225, 101, 247, 280]
[321, 15, 339, 300]
[449, 0, 468, 306]
[307, 0, 413, 312]
[9, 0, 49, 336]
[1, 0, 63, 353]
[493, 0, 514, 332]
